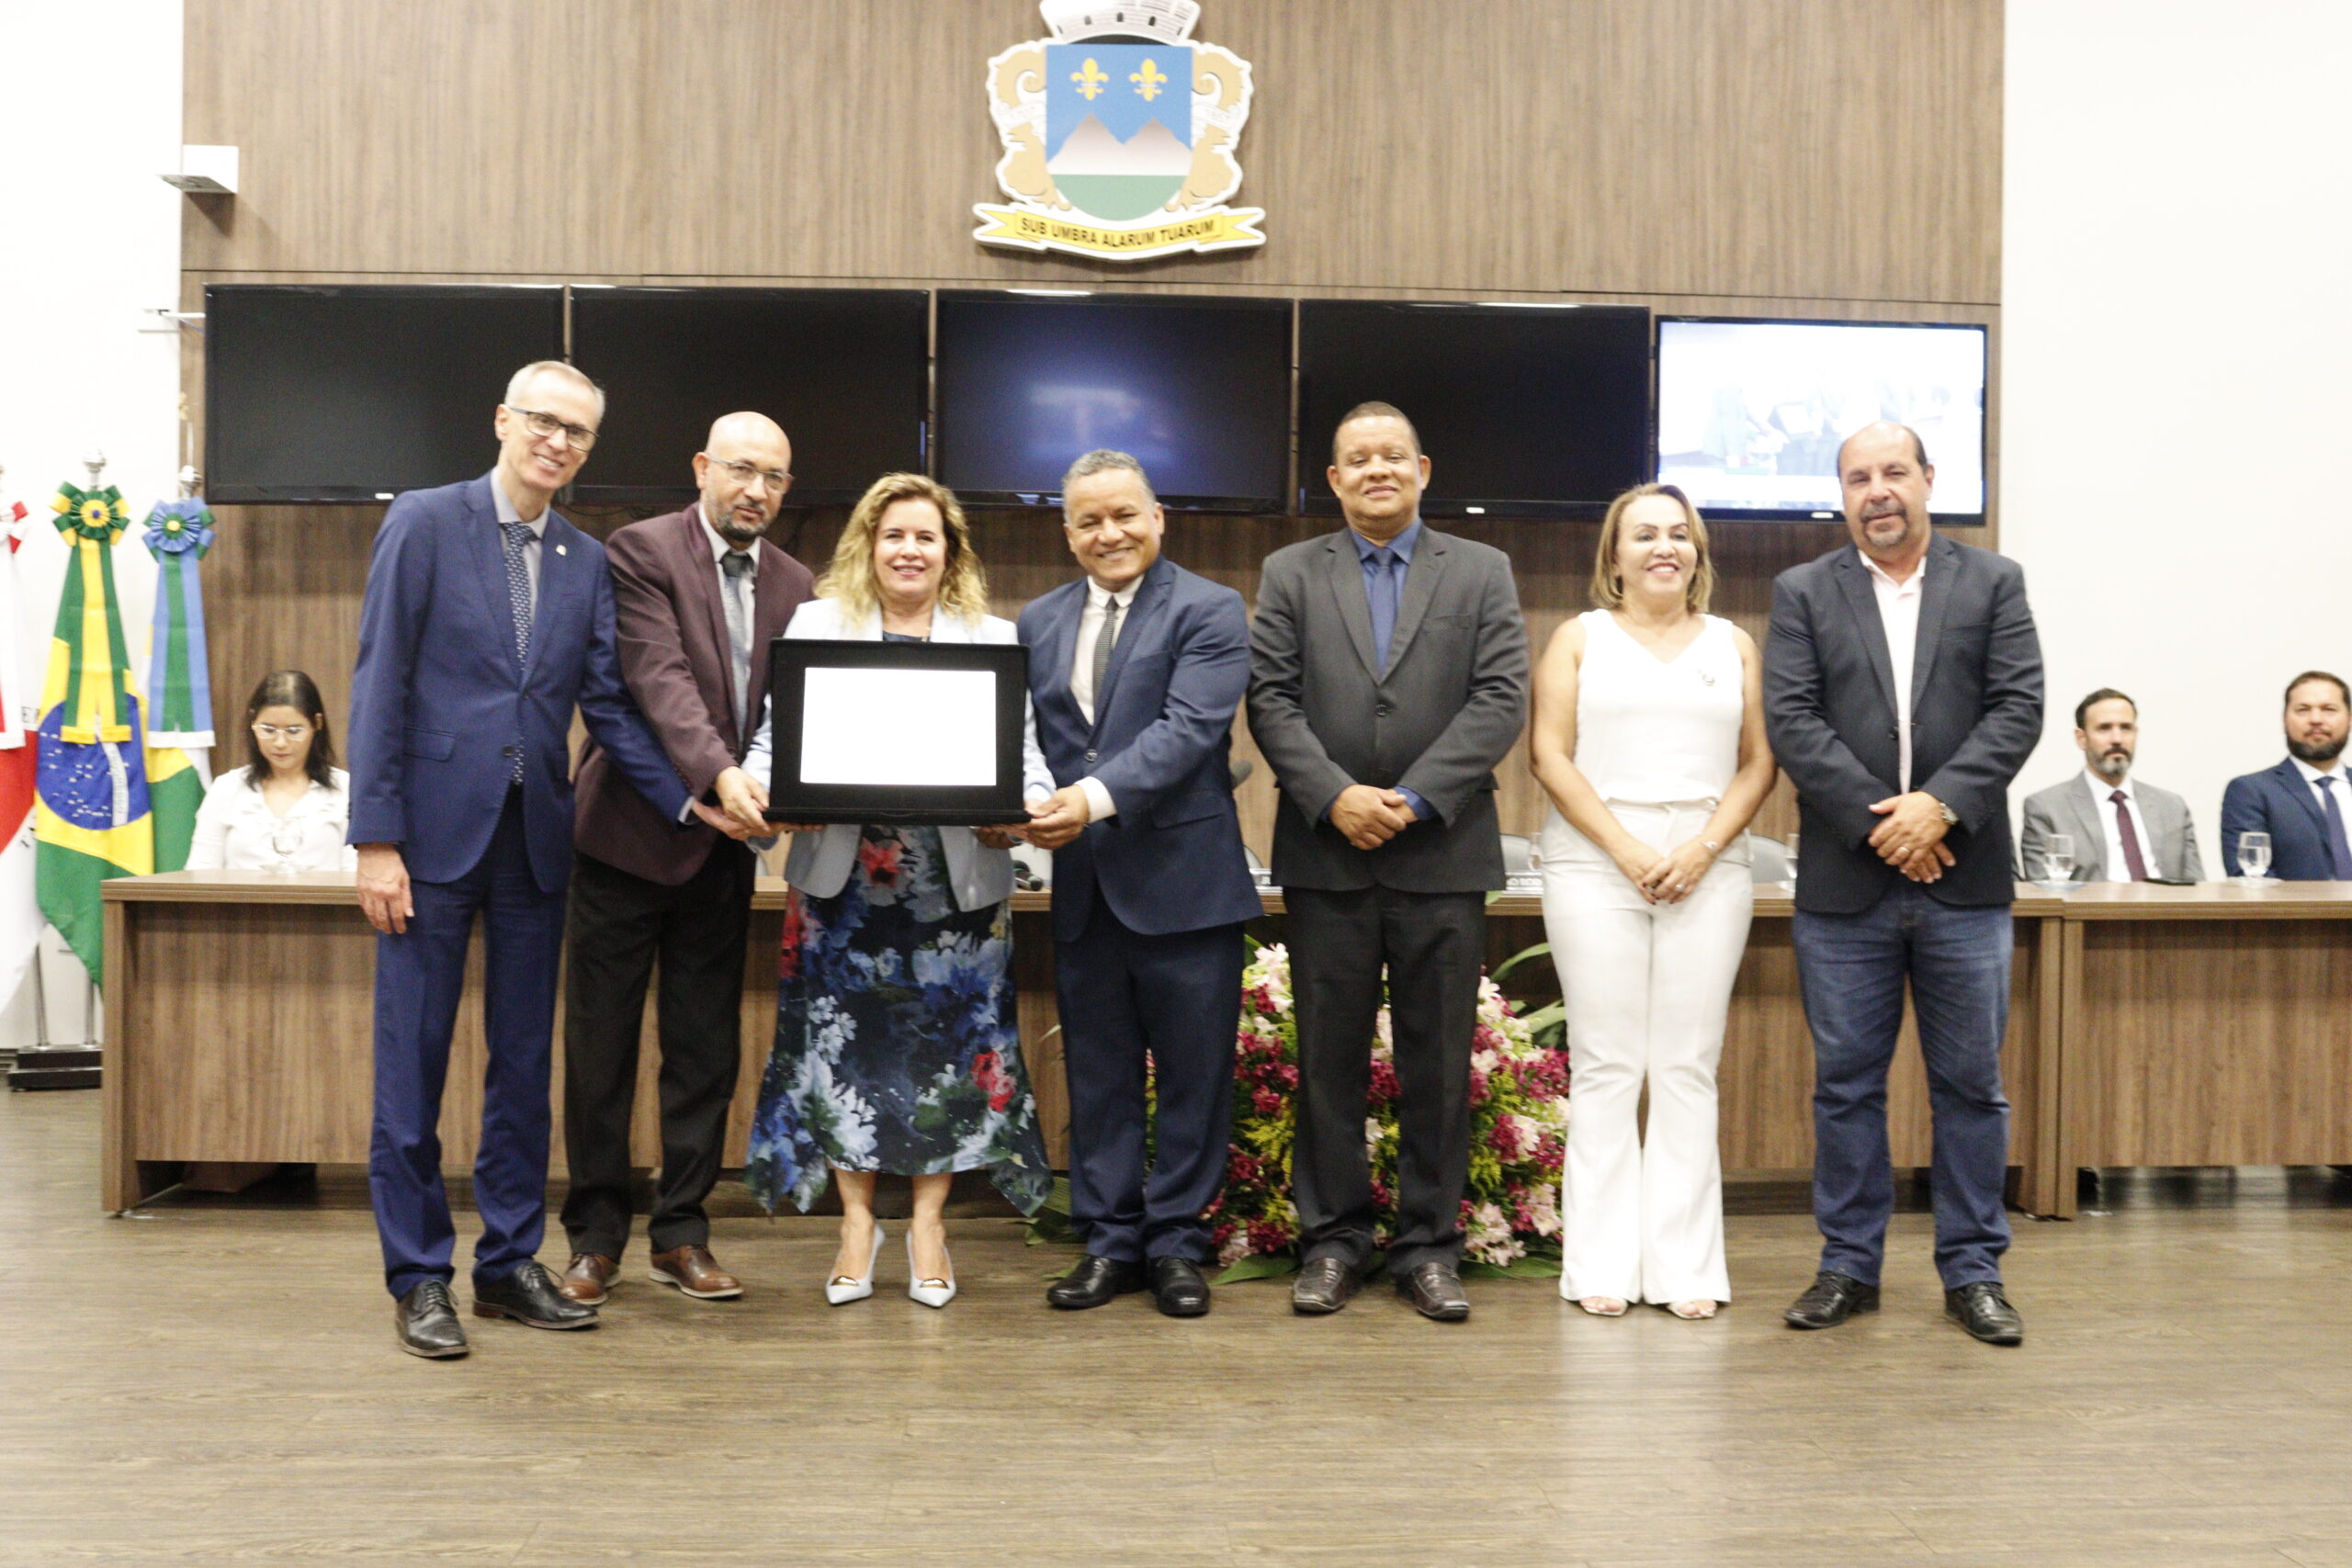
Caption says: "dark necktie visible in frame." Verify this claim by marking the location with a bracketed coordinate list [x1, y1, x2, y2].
[720, 550, 754, 738]
[2109, 788, 2149, 881]
[1089, 594, 1124, 715]
[2319, 775, 2352, 879]
[1368, 547, 1401, 671]
[499, 522, 534, 784]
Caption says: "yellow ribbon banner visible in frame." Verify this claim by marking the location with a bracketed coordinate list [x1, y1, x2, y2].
[972, 203, 1267, 261]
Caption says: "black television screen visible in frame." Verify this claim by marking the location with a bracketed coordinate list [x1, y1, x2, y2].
[1655, 317, 1988, 523]
[570, 288, 929, 506]
[1296, 301, 1650, 518]
[204, 285, 565, 503]
[934, 291, 1291, 510]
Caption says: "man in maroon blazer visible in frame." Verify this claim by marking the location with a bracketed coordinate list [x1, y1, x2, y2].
[558, 412, 814, 1305]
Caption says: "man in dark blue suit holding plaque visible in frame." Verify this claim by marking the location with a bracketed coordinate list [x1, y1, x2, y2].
[1021, 449, 1261, 1317]
[348, 361, 695, 1359]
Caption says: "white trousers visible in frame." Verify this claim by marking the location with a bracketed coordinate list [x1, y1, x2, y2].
[1540, 805, 1752, 1304]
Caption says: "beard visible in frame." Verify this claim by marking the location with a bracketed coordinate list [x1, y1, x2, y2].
[712, 507, 768, 546]
[2089, 749, 2132, 782]
[2289, 733, 2348, 765]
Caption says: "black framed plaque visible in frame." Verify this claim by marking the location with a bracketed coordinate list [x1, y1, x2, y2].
[764, 638, 1031, 826]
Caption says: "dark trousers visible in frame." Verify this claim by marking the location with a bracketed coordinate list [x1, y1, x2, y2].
[560, 843, 754, 1259]
[1286, 886, 1484, 1278]
[1792, 884, 2014, 1289]
[1056, 901, 1244, 1264]
[370, 791, 565, 1298]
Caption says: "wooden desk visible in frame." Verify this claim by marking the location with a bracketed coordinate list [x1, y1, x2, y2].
[102, 874, 2067, 1215]
[2049, 881, 2352, 1219]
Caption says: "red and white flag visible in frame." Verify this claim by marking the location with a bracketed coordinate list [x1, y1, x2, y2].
[0, 492, 41, 1010]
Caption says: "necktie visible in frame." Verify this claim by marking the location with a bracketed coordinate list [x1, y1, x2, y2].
[2109, 788, 2149, 881]
[2318, 775, 2352, 880]
[1368, 547, 1400, 671]
[720, 550, 754, 738]
[1089, 594, 1124, 716]
[499, 523, 534, 784]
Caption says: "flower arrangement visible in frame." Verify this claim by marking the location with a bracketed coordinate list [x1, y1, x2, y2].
[1207, 941, 1569, 1278]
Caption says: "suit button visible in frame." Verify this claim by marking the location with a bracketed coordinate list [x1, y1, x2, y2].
[1084, 750, 1097, 762]
[503, 744, 519, 757]
[1376, 703, 1393, 718]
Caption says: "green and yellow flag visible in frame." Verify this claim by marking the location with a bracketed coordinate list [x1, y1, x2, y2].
[34, 483, 203, 983]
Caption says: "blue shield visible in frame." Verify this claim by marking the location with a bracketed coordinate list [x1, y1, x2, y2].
[1044, 42, 1193, 222]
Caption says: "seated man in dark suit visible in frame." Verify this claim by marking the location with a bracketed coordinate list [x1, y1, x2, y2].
[2221, 671, 2352, 879]
[2018, 687, 2203, 883]
[1021, 450, 1260, 1318]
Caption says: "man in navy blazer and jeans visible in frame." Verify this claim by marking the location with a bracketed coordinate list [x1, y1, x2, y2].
[2220, 671, 2352, 879]
[1022, 450, 1261, 1317]
[348, 361, 696, 1359]
[1764, 421, 2043, 1348]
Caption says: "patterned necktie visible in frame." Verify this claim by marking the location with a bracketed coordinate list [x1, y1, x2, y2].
[1089, 593, 1124, 716]
[2318, 775, 2352, 879]
[500, 522, 533, 784]
[1368, 547, 1401, 671]
[2109, 789, 2149, 881]
[720, 550, 754, 738]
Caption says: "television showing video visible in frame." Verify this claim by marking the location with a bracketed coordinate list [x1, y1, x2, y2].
[1655, 318, 1987, 523]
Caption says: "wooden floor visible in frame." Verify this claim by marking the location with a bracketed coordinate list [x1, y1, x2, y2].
[6, 1090, 2352, 1567]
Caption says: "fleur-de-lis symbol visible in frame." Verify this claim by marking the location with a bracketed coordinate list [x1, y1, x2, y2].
[1130, 58, 1168, 100]
[1070, 57, 1110, 100]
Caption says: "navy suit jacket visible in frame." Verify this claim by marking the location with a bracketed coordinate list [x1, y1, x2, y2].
[2220, 759, 2347, 879]
[346, 474, 689, 893]
[1019, 556, 1261, 942]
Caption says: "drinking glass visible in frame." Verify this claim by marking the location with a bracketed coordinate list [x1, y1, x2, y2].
[1783, 830, 1800, 892]
[2041, 833, 2075, 888]
[2239, 830, 2273, 884]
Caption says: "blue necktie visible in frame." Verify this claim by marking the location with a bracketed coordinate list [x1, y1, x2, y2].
[2318, 775, 2352, 879]
[1368, 547, 1401, 671]
[501, 523, 533, 783]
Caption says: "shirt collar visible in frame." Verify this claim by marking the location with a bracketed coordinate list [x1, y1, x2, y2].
[490, 471, 548, 536]
[2291, 755, 2342, 787]
[1350, 518, 1422, 565]
[2086, 768, 2134, 803]
[696, 504, 760, 569]
[1859, 547, 1923, 594]
[1087, 575, 1142, 610]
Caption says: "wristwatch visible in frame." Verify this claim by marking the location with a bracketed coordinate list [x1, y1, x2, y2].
[1928, 795, 1958, 827]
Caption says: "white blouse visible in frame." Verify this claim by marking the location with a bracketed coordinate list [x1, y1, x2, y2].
[186, 766, 358, 873]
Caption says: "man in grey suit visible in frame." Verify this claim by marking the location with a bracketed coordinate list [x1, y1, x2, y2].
[2018, 688, 2204, 883]
[1247, 401, 1530, 1323]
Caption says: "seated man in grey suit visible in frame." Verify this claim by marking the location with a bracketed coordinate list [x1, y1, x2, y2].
[2018, 687, 2203, 883]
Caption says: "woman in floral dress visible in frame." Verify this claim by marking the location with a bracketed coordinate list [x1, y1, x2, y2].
[740, 473, 1054, 1305]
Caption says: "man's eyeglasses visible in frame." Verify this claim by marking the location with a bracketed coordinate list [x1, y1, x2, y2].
[253, 723, 312, 742]
[708, 457, 793, 492]
[506, 405, 599, 450]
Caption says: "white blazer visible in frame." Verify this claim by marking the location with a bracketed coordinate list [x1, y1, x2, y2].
[745, 596, 1054, 912]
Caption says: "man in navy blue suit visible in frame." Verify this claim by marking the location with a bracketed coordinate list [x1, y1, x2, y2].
[2221, 671, 2352, 879]
[348, 361, 697, 1359]
[1021, 450, 1261, 1317]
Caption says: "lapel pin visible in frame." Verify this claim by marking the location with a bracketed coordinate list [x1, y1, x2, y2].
[1699, 671, 1716, 685]
[555, 544, 567, 556]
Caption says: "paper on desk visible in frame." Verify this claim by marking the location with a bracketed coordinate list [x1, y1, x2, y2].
[798, 666, 999, 787]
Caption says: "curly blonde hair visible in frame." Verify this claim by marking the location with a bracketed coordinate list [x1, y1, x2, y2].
[815, 473, 990, 626]
[1590, 483, 1714, 615]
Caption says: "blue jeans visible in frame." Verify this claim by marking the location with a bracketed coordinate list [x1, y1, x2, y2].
[1791, 885, 2013, 1289]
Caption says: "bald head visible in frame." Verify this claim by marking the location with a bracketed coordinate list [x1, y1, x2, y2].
[695, 412, 794, 545]
[1836, 420, 1936, 567]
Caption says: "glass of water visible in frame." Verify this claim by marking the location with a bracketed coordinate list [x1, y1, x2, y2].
[2041, 833, 2075, 889]
[1783, 830, 1799, 892]
[2239, 830, 2273, 885]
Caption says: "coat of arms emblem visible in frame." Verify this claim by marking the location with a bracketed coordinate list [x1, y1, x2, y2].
[975, 0, 1266, 262]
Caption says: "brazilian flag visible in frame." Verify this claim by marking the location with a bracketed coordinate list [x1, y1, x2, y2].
[34, 484, 203, 983]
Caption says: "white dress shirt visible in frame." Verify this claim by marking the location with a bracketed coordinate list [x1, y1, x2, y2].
[490, 472, 548, 604]
[1067, 578, 1140, 822]
[186, 766, 358, 873]
[2086, 769, 2153, 882]
[1861, 549, 1924, 792]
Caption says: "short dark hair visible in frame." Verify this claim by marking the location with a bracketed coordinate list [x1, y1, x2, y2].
[1331, 400, 1421, 461]
[2074, 687, 2136, 729]
[1835, 422, 1930, 476]
[242, 670, 338, 790]
[2285, 670, 2350, 708]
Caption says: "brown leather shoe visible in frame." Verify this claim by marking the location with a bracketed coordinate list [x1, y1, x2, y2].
[649, 1244, 743, 1300]
[558, 1252, 618, 1306]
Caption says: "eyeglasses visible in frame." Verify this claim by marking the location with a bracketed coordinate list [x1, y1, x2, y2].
[506, 405, 599, 450]
[253, 723, 312, 742]
[708, 457, 793, 492]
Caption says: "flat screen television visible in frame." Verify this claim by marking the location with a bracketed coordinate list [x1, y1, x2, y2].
[204, 285, 565, 503]
[933, 291, 1292, 510]
[1295, 300, 1650, 518]
[1655, 317, 1989, 523]
[570, 287, 929, 506]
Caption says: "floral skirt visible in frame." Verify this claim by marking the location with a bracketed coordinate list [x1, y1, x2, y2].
[742, 825, 1052, 1216]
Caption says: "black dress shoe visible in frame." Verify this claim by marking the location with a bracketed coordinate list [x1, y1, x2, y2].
[1291, 1256, 1360, 1314]
[1396, 1261, 1471, 1322]
[1945, 1281, 2024, 1346]
[394, 1280, 469, 1359]
[1148, 1257, 1211, 1317]
[472, 1260, 600, 1330]
[1046, 1253, 1148, 1310]
[1783, 1271, 1880, 1329]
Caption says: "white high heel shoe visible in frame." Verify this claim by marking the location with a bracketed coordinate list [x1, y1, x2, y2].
[906, 1232, 956, 1309]
[825, 1224, 886, 1305]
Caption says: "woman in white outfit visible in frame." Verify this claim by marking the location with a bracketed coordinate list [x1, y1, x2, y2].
[1531, 485, 1775, 1319]
[187, 670, 356, 873]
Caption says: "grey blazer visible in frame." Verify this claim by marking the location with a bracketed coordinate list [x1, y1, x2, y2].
[1246, 525, 1530, 894]
[2018, 773, 2204, 883]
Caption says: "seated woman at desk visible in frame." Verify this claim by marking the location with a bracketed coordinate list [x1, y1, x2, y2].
[187, 670, 356, 873]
